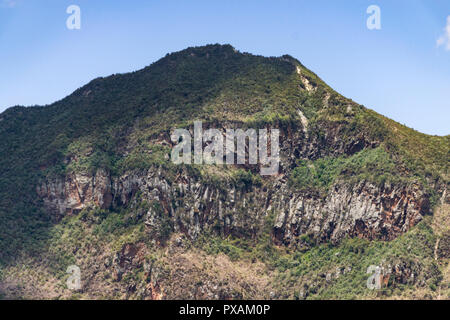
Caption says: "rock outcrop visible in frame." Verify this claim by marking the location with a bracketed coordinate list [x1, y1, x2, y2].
[36, 165, 430, 245]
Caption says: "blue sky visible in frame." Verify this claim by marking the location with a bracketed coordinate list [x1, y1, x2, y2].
[0, 0, 449, 135]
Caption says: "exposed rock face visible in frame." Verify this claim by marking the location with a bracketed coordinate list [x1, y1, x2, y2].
[36, 166, 429, 245]
[35, 121, 433, 245]
[36, 169, 112, 217]
[272, 180, 426, 244]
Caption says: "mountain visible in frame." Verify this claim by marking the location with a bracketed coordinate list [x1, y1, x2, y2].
[0, 44, 448, 300]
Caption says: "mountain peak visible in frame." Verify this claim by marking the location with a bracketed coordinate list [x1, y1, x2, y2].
[0, 44, 448, 300]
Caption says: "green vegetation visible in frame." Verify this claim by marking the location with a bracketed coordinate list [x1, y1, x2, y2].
[197, 216, 443, 299]
[0, 44, 448, 299]
[274, 218, 441, 299]
[231, 168, 263, 190]
[290, 147, 404, 192]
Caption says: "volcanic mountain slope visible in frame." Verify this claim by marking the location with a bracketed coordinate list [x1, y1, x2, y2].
[0, 44, 448, 299]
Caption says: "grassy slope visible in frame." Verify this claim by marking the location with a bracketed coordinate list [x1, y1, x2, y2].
[0, 44, 448, 299]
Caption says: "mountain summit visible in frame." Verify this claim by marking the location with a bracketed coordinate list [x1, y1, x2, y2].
[0, 44, 448, 299]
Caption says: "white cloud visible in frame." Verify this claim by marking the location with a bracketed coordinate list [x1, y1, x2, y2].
[437, 16, 450, 51]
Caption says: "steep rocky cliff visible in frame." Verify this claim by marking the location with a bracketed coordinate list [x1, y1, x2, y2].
[37, 166, 428, 247]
